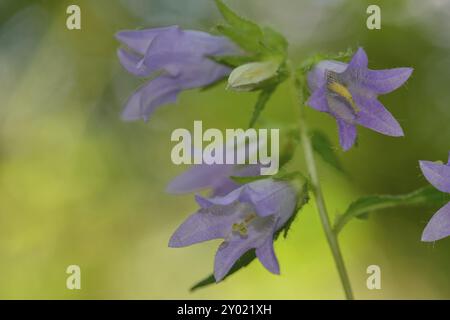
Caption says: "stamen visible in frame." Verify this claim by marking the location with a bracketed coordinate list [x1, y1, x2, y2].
[232, 222, 248, 236]
[231, 213, 257, 237]
[326, 70, 360, 113]
[244, 213, 257, 223]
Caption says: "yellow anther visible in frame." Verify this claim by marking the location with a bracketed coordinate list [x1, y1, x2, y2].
[327, 82, 360, 114]
[326, 70, 360, 114]
[231, 213, 257, 237]
[232, 223, 248, 236]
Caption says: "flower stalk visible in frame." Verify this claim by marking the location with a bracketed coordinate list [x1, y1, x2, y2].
[288, 61, 354, 300]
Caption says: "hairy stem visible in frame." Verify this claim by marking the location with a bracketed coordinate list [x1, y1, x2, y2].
[288, 62, 354, 300]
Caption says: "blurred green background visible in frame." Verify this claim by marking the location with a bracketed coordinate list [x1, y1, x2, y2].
[0, 0, 449, 299]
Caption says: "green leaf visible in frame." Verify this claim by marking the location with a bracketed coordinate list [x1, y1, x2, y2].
[310, 130, 345, 173]
[214, 0, 263, 54]
[214, 0, 288, 57]
[190, 179, 309, 291]
[216, 24, 263, 54]
[262, 26, 288, 55]
[248, 85, 277, 127]
[334, 186, 450, 234]
[215, 0, 261, 34]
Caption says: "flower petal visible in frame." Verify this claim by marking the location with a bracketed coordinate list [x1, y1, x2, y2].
[121, 75, 180, 121]
[422, 202, 450, 242]
[327, 96, 357, 123]
[214, 218, 274, 282]
[142, 28, 237, 76]
[419, 160, 450, 193]
[353, 95, 404, 137]
[169, 207, 236, 247]
[211, 165, 262, 197]
[115, 26, 179, 55]
[337, 120, 357, 151]
[307, 60, 347, 91]
[347, 47, 368, 70]
[214, 242, 252, 282]
[255, 235, 280, 275]
[117, 48, 151, 77]
[166, 164, 235, 195]
[306, 85, 329, 112]
[365, 67, 413, 95]
[196, 179, 292, 218]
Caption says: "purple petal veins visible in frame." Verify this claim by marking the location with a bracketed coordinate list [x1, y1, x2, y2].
[306, 47, 413, 150]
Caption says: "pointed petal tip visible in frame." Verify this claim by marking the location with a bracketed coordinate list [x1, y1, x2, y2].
[165, 186, 183, 195]
[348, 47, 368, 69]
[168, 235, 183, 248]
[114, 31, 126, 43]
[421, 233, 436, 242]
[213, 268, 226, 283]
[342, 144, 352, 152]
[337, 120, 357, 151]
[165, 181, 189, 195]
[391, 126, 405, 137]
[195, 194, 212, 208]
[115, 30, 139, 45]
[405, 67, 414, 76]
[120, 110, 141, 122]
[356, 47, 366, 54]
[421, 203, 450, 242]
[421, 230, 449, 242]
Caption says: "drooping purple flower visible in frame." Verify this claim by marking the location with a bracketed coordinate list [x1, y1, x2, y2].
[167, 137, 264, 196]
[169, 179, 298, 281]
[116, 26, 239, 121]
[419, 152, 450, 242]
[166, 164, 261, 197]
[306, 47, 413, 151]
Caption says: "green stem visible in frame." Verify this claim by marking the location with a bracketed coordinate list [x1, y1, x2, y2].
[288, 62, 354, 300]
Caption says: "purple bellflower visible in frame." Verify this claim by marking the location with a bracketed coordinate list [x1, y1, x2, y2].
[166, 164, 261, 197]
[419, 153, 450, 242]
[169, 179, 298, 282]
[116, 26, 239, 121]
[307, 47, 413, 151]
[167, 138, 264, 196]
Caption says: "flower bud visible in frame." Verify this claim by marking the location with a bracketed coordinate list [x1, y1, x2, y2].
[227, 60, 280, 92]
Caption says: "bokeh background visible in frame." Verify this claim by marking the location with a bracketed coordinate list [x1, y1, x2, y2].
[1, 0, 449, 299]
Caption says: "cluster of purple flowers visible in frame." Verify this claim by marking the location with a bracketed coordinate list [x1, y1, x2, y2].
[116, 20, 448, 284]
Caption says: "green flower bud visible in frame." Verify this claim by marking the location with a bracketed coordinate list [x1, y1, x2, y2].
[227, 60, 280, 92]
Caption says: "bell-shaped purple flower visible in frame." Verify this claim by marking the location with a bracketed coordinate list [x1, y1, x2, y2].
[169, 179, 297, 282]
[306, 47, 413, 151]
[116, 26, 239, 121]
[167, 138, 264, 196]
[166, 164, 262, 197]
[419, 153, 450, 242]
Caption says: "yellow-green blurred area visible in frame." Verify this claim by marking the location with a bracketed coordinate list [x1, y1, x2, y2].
[1, 0, 450, 299]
